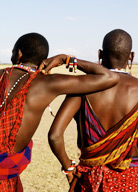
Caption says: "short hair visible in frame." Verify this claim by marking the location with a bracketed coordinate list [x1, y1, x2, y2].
[102, 29, 132, 66]
[13, 33, 49, 66]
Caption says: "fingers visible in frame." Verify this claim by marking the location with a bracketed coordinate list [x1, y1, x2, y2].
[39, 61, 49, 75]
[66, 172, 74, 184]
[68, 177, 78, 192]
[39, 54, 66, 75]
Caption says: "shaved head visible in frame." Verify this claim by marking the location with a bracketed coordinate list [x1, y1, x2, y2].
[102, 29, 132, 68]
[12, 33, 49, 66]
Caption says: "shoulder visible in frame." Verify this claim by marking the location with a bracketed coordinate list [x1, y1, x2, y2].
[27, 73, 66, 101]
[124, 74, 138, 89]
[117, 74, 138, 106]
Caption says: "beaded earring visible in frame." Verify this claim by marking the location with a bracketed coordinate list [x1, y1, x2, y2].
[98, 59, 101, 65]
[128, 60, 132, 75]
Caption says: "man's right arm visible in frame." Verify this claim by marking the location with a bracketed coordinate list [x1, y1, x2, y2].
[44, 55, 119, 97]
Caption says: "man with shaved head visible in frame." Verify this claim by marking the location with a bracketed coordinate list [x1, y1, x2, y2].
[48, 29, 138, 191]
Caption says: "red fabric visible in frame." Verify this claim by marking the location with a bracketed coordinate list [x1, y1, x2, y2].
[80, 102, 138, 171]
[75, 165, 138, 192]
[73, 99, 138, 192]
[0, 68, 39, 191]
[0, 140, 33, 180]
[0, 176, 23, 192]
[0, 71, 6, 114]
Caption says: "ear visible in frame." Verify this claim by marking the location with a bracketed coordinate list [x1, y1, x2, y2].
[98, 49, 103, 60]
[17, 49, 23, 64]
[128, 52, 135, 62]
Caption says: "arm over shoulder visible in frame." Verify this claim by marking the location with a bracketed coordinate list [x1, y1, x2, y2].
[40, 54, 119, 97]
[46, 71, 119, 97]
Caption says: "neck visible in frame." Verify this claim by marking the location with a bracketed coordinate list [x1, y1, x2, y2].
[13, 63, 38, 73]
[102, 58, 127, 69]
[22, 62, 37, 68]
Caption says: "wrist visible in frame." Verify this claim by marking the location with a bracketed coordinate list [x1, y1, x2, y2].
[62, 160, 76, 175]
[59, 54, 67, 63]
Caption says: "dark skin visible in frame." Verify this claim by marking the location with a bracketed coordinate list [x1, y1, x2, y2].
[0, 50, 119, 154]
[48, 51, 138, 191]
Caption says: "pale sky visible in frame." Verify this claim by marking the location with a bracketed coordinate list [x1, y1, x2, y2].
[0, 0, 138, 63]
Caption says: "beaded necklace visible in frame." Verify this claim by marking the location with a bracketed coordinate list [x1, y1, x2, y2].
[0, 72, 28, 109]
[110, 68, 129, 74]
[13, 64, 37, 73]
[0, 63, 36, 110]
[1, 64, 54, 116]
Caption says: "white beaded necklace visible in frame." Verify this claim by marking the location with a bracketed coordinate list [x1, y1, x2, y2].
[0, 63, 37, 109]
[1, 64, 54, 116]
[110, 68, 129, 74]
[0, 72, 28, 109]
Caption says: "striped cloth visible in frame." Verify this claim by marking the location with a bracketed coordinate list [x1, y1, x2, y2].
[80, 97, 138, 170]
[72, 96, 138, 192]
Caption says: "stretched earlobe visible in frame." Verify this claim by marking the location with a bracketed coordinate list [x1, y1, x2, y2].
[98, 49, 103, 65]
[127, 52, 134, 75]
[128, 52, 135, 62]
[131, 52, 135, 62]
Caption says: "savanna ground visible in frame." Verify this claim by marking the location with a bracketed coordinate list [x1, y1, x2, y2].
[0, 64, 138, 192]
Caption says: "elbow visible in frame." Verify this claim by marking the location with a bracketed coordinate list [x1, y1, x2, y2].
[48, 130, 62, 145]
[107, 72, 120, 86]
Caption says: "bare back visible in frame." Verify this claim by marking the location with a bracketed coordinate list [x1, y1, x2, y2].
[87, 73, 138, 131]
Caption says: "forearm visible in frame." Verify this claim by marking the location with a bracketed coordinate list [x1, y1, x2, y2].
[48, 134, 71, 170]
[43, 54, 111, 76]
[48, 97, 81, 170]
[59, 54, 111, 75]
[77, 58, 106, 74]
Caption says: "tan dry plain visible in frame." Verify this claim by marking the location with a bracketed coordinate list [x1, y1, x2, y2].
[0, 64, 138, 192]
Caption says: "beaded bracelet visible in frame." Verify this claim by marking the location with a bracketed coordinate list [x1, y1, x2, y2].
[66, 55, 77, 73]
[74, 57, 77, 73]
[62, 160, 76, 175]
[69, 56, 74, 72]
[66, 55, 71, 67]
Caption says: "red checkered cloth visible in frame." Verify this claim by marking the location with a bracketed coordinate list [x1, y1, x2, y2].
[0, 140, 33, 180]
[75, 165, 138, 192]
[0, 68, 39, 191]
[0, 70, 6, 114]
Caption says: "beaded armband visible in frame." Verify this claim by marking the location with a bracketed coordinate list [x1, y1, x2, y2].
[74, 57, 77, 73]
[62, 160, 76, 175]
[66, 55, 77, 73]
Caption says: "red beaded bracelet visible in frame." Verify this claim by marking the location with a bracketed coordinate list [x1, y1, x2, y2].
[74, 57, 77, 73]
[69, 56, 74, 72]
[66, 55, 77, 73]
[62, 160, 76, 175]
